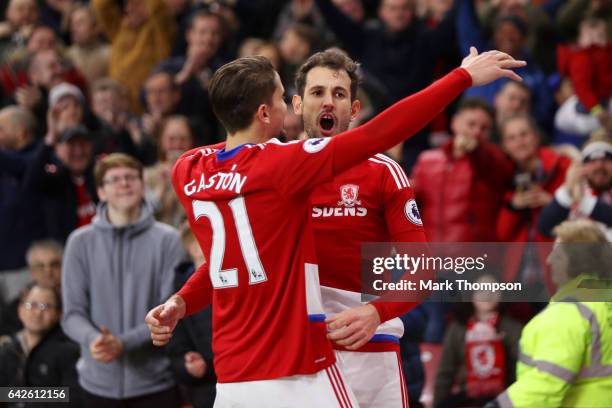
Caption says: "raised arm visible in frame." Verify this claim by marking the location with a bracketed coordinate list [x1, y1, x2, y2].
[332, 49, 524, 175]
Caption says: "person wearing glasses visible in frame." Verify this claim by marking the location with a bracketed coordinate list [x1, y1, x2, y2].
[61, 153, 185, 407]
[0, 283, 81, 404]
[0, 239, 63, 336]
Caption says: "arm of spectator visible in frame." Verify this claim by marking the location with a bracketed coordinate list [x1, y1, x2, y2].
[554, 96, 601, 136]
[273, 1, 315, 39]
[455, 0, 488, 56]
[22, 141, 64, 193]
[576, 194, 612, 226]
[61, 234, 101, 348]
[425, 1, 458, 57]
[315, 0, 365, 57]
[542, 0, 566, 19]
[148, 0, 176, 43]
[536, 188, 572, 237]
[433, 322, 463, 407]
[0, 149, 29, 176]
[496, 191, 527, 241]
[91, 0, 122, 42]
[569, 51, 599, 112]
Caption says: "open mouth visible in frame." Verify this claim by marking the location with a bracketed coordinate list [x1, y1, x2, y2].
[318, 113, 336, 136]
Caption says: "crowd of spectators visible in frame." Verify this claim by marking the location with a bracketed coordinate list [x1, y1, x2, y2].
[0, 0, 610, 406]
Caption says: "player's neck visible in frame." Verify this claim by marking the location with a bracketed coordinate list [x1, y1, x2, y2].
[225, 127, 267, 150]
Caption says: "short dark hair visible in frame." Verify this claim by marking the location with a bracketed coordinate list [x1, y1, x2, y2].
[295, 49, 361, 101]
[455, 97, 495, 120]
[188, 10, 223, 31]
[209, 56, 277, 134]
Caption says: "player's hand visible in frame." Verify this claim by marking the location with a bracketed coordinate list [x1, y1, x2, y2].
[326, 304, 381, 350]
[145, 295, 186, 346]
[461, 47, 526, 86]
[184, 351, 207, 378]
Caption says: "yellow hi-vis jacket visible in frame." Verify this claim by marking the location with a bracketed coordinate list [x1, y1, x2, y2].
[497, 275, 612, 407]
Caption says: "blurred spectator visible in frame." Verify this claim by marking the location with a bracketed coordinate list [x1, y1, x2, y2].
[167, 223, 216, 408]
[493, 80, 531, 139]
[553, 75, 602, 145]
[0, 0, 39, 61]
[556, 0, 612, 41]
[411, 98, 514, 242]
[141, 71, 182, 137]
[92, 0, 176, 113]
[316, 0, 457, 103]
[0, 41, 88, 116]
[164, 10, 225, 87]
[273, 0, 337, 50]
[317, 0, 457, 168]
[66, 4, 111, 87]
[23, 90, 98, 243]
[0, 105, 45, 302]
[13, 48, 64, 117]
[156, 10, 226, 142]
[434, 275, 522, 408]
[238, 39, 283, 71]
[538, 134, 612, 240]
[399, 304, 427, 406]
[38, 0, 76, 38]
[497, 115, 570, 287]
[491, 220, 612, 407]
[0, 239, 62, 337]
[144, 116, 194, 227]
[90, 77, 156, 164]
[283, 109, 305, 141]
[557, 17, 612, 129]
[61, 153, 184, 406]
[0, 283, 81, 405]
[278, 23, 315, 94]
[456, 0, 554, 130]
[165, 0, 193, 57]
[25, 24, 58, 53]
[420, 0, 462, 149]
[477, 0, 558, 73]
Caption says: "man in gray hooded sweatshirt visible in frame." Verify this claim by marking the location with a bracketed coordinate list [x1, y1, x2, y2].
[61, 153, 185, 407]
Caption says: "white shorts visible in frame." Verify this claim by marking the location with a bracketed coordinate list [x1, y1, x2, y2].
[214, 363, 359, 407]
[335, 350, 409, 408]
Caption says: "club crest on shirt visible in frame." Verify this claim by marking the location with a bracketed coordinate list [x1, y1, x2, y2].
[405, 199, 423, 226]
[338, 184, 362, 207]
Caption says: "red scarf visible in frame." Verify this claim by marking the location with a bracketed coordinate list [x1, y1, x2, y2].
[464, 314, 506, 398]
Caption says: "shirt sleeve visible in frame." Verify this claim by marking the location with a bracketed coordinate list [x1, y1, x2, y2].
[369, 158, 428, 322]
[258, 68, 472, 198]
[171, 149, 215, 316]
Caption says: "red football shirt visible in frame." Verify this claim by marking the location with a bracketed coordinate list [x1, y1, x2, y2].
[310, 154, 427, 350]
[172, 67, 471, 382]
